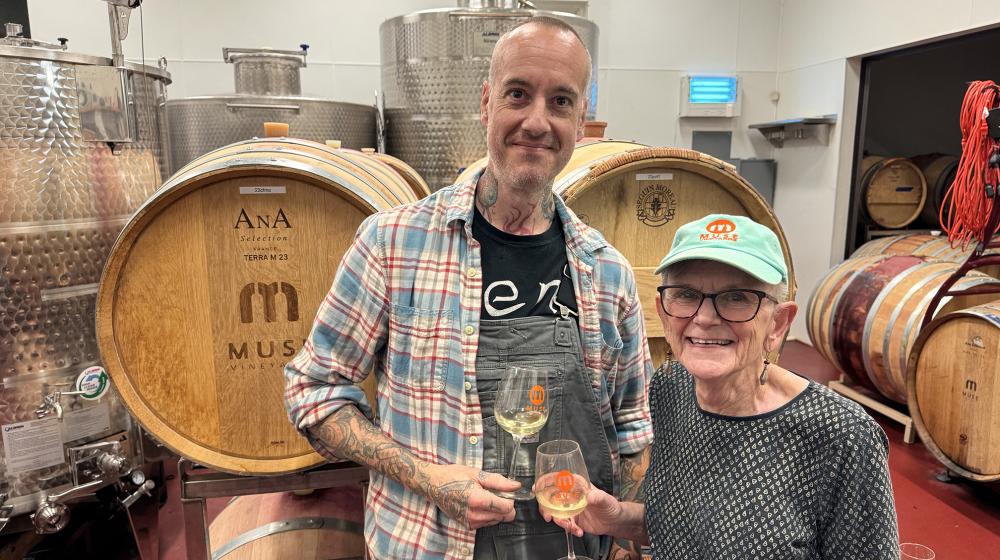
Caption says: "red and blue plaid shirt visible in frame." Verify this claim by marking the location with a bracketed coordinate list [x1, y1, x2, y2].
[285, 171, 653, 559]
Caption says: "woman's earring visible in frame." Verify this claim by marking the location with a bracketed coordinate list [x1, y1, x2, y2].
[759, 359, 770, 385]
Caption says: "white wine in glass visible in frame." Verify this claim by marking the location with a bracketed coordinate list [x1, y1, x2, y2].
[536, 439, 592, 560]
[495, 366, 549, 501]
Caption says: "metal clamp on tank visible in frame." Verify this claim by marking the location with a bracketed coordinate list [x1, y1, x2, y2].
[0, 492, 14, 533]
[0, 22, 68, 50]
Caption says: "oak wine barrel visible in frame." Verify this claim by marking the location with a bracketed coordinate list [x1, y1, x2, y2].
[363, 149, 432, 199]
[910, 154, 959, 227]
[96, 136, 416, 474]
[852, 233, 1000, 279]
[908, 301, 1000, 481]
[860, 156, 927, 229]
[457, 139, 796, 366]
[209, 486, 365, 559]
[807, 255, 924, 393]
[808, 256, 1000, 402]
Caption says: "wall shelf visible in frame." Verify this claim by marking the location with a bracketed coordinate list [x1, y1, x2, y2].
[749, 114, 837, 147]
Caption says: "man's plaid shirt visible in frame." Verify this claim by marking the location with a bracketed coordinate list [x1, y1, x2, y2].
[285, 171, 653, 559]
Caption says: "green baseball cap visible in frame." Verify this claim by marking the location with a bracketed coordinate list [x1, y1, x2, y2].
[653, 214, 787, 284]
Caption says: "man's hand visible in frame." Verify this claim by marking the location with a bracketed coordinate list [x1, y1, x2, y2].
[309, 407, 519, 530]
[424, 465, 520, 529]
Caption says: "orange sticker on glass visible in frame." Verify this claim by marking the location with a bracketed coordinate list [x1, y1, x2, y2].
[529, 385, 545, 406]
[555, 470, 574, 493]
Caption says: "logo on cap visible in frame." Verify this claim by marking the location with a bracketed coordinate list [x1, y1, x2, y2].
[700, 219, 739, 242]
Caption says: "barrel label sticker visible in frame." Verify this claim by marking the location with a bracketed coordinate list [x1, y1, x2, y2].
[75, 366, 109, 400]
[2, 417, 65, 475]
[636, 173, 673, 181]
[635, 184, 677, 227]
[239, 186, 286, 195]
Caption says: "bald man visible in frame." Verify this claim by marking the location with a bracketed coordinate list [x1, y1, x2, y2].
[285, 17, 653, 560]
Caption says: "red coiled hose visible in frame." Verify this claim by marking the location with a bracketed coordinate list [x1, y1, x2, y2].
[941, 80, 1000, 250]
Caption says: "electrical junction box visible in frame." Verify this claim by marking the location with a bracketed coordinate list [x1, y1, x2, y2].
[679, 75, 741, 117]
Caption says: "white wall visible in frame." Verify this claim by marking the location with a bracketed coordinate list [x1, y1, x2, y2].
[26, 0, 781, 155]
[774, 0, 1000, 340]
[589, 0, 780, 157]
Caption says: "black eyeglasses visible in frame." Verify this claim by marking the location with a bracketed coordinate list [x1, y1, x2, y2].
[656, 285, 778, 323]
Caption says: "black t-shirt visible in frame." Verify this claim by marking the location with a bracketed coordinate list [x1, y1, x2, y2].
[472, 207, 579, 319]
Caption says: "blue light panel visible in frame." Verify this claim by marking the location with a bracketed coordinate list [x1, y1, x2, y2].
[689, 76, 737, 104]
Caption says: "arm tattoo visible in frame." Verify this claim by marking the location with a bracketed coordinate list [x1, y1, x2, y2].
[311, 406, 436, 500]
[619, 448, 650, 503]
[613, 449, 651, 558]
[429, 480, 474, 521]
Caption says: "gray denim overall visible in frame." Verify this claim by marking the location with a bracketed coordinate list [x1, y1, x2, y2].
[473, 315, 615, 560]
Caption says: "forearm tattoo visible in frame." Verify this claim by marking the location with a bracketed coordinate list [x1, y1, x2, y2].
[430, 480, 474, 521]
[310, 406, 472, 520]
[614, 449, 651, 558]
[619, 448, 650, 503]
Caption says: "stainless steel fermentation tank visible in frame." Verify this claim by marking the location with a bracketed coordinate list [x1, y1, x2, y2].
[166, 46, 377, 174]
[0, 4, 163, 533]
[380, 0, 599, 190]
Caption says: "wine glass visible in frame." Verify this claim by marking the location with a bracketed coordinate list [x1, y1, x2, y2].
[535, 439, 591, 560]
[900, 543, 935, 560]
[495, 365, 549, 501]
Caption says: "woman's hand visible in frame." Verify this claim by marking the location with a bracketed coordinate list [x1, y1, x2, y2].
[540, 484, 624, 537]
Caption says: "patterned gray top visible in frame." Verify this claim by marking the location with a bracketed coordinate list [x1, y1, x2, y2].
[643, 362, 898, 559]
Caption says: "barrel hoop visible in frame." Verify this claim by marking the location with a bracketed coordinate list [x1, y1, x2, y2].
[825, 264, 879, 372]
[239, 146, 404, 208]
[900, 275, 1000, 379]
[860, 263, 930, 396]
[585, 147, 737, 182]
[166, 157, 385, 215]
[212, 516, 364, 560]
[894, 268, 960, 379]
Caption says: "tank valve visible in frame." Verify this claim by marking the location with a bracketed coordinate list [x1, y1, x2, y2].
[0, 493, 13, 533]
[121, 480, 155, 509]
[97, 452, 129, 476]
[31, 499, 70, 534]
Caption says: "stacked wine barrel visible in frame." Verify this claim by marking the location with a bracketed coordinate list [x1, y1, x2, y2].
[859, 154, 959, 230]
[808, 233, 1000, 480]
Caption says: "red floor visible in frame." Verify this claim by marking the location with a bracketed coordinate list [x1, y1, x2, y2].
[150, 340, 1000, 559]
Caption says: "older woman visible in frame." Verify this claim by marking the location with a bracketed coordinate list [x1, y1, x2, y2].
[546, 214, 899, 559]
